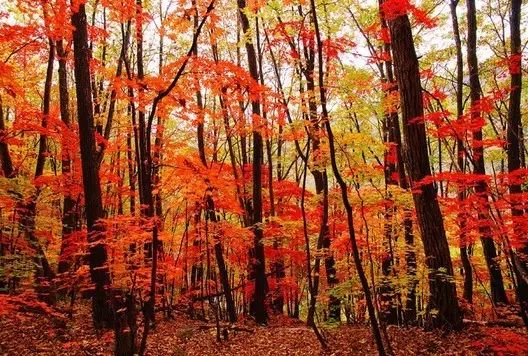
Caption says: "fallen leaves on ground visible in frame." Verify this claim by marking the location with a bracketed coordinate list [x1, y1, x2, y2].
[0, 303, 527, 355]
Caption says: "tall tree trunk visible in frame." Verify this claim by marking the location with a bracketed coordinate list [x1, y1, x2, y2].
[300, 139, 327, 348]
[237, 0, 268, 325]
[57, 39, 80, 274]
[0, 97, 14, 178]
[126, 129, 136, 215]
[387, 11, 462, 330]
[466, 0, 508, 305]
[506, 0, 528, 325]
[34, 38, 53, 179]
[255, 15, 285, 316]
[20, 38, 56, 284]
[292, 4, 340, 323]
[310, 1, 385, 354]
[378, 3, 416, 324]
[295, 7, 326, 325]
[0, 99, 15, 291]
[71, 2, 113, 329]
[193, 0, 236, 323]
[450, 0, 473, 304]
[136, 0, 158, 354]
[96, 21, 131, 165]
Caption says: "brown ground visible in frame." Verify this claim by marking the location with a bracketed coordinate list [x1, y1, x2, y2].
[1, 303, 527, 355]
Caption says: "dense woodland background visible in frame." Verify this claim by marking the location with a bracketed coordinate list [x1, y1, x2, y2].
[0, 0, 528, 354]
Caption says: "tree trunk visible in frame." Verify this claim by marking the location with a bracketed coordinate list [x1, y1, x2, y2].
[22, 38, 56, 284]
[256, 16, 285, 316]
[378, 3, 414, 324]
[56, 39, 80, 274]
[292, 4, 340, 323]
[238, 0, 268, 325]
[71, 2, 113, 329]
[310, 1, 385, 353]
[466, 0, 508, 305]
[450, 0, 473, 304]
[192, 1, 236, 322]
[387, 12, 462, 330]
[506, 0, 528, 325]
[135, 1, 158, 353]
[0, 97, 14, 178]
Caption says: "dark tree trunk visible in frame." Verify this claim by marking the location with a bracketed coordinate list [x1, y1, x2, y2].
[56, 39, 80, 274]
[387, 12, 462, 330]
[238, 0, 268, 325]
[309, 1, 385, 354]
[450, 0, 473, 304]
[309, 84, 340, 323]
[135, 1, 158, 353]
[12, 38, 56, 305]
[255, 15, 285, 316]
[71, 2, 113, 329]
[0, 97, 14, 178]
[135, 0, 154, 221]
[294, 5, 340, 323]
[126, 130, 136, 215]
[386, 24, 417, 328]
[206, 198, 237, 322]
[113, 291, 137, 356]
[466, 0, 508, 305]
[378, 3, 415, 324]
[96, 21, 131, 165]
[23, 38, 56, 284]
[267, 137, 286, 314]
[507, 0, 528, 326]
[300, 139, 327, 349]
[302, 13, 329, 325]
[402, 210, 416, 323]
[34, 38, 53, 179]
[192, 1, 236, 322]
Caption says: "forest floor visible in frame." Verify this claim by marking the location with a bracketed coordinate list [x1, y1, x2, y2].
[1, 301, 528, 355]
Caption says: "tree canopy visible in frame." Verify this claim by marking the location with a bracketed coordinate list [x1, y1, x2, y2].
[0, 0, 528, 354]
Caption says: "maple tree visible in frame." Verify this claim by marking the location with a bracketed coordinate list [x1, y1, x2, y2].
[0, 0, 528, 355]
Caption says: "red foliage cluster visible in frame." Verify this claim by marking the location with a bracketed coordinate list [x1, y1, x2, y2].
[381, 0, 437, 28]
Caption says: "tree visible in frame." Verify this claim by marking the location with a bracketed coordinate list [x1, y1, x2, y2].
[56, 39, 80, 274]
[237, 0, 268, 325]
[310, 1, 386, 354]
[506, 0, 528, 325]
[386, 5, 462, 330]
[466, 0, 508, 306]
[377, 2, 416, 324]
[71, 0, 113, 329]
[449, 0, 473, 304]
[191, 0, 236, 323]
[5, 0, 528, 352]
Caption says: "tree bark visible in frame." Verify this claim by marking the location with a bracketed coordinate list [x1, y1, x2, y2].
[466, 0, 508, 305]
[237, 0, 268, 325]
[135, 1, 159, 354]
[387, 12, 462, 330]
[450, 0, 473, 304]
[20, 38, 56, 283]
[378, 2, 416, 324]
[56, 39, 80, 274]
[506, 0, 528, 325]
[71, 1, 113, 328]
[191, 1, 236, 323]
[310, 1, 385, 353]
[0, 97, 14, 178]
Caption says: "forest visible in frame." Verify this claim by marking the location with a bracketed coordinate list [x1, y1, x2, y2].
[0, 0, 527, 354]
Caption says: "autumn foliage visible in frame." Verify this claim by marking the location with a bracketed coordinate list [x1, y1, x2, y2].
[0, 0, 527, 354]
